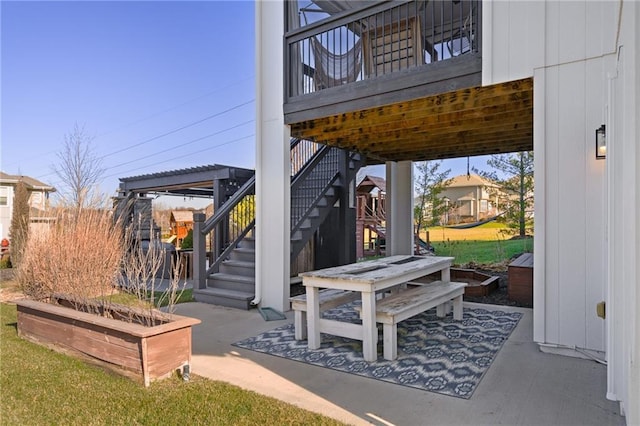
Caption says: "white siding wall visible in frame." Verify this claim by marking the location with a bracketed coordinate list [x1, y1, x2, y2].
[0, 186, 14, 240]
[534, 57, 611, 352]
[483, 1, 617, 85]
[486, 0, 637, 419]
[608, 3, 639, 421]
[485, 0, 618, 353]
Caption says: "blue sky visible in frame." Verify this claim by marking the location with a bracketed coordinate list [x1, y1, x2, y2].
[1, 1, 491, 207]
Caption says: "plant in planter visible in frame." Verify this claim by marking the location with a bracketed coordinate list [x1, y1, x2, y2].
[15, 208, 200, 386]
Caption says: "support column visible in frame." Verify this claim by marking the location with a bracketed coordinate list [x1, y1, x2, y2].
[338, 150, 354, 265]
[385, 161, 414, 256]
[192, 213, 206, 290]
[255, 0, 290, 311]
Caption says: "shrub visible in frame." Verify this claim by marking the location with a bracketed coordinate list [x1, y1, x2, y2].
[17, 206, 188, 325]
[118, 218, 187, 321]
[0, 258, 11, 269]
[17, 209, 123, 301]
[181, 229, 193, 249]
[9, 180, 30, 268]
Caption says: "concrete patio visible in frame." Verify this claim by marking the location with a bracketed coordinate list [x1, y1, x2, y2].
[174, 301, 625, 426]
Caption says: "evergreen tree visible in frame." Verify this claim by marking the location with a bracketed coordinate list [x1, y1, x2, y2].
[474, 151, 534, 238]
[10, 180, 30, 267]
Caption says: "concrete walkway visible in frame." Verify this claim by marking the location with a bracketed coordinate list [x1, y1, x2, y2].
[174, 301, 625, 426]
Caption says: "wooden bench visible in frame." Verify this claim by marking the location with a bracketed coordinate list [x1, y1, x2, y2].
[290, 289, 360, 340]
[370, 280, 467, 360]
[508, 253, 533, 305]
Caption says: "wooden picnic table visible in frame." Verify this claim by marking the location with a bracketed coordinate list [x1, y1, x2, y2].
[299, 254, 454, 362]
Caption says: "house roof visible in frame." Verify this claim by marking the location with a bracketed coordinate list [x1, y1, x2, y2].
[118, 164, 254, 199]
[357, 175, 386, 193]
[0, 171, 56, 192]
[170, 210, 195, 223]
[446, 174, 497, 189]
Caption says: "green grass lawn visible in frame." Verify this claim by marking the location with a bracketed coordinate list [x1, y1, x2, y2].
[0, 303, 342, 425]
[431, 238, 533, 266]
[104, 288, 195, 308]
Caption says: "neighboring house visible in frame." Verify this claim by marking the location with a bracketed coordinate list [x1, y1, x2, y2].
[169, 210, 194, 248]
[0, 171, 56, 240]
[251, 1, 639, 422]
[439, 174, 503, 224]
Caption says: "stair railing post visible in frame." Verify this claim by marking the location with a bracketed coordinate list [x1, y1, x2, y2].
[193, 213, 207, 290]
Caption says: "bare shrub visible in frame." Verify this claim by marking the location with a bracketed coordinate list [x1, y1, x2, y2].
[117, 217, 188, 325]
[17, 208, 123, 303]
[18, 205, 188, 326]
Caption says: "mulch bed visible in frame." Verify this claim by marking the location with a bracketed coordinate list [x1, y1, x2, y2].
[291, 262, 533, 309]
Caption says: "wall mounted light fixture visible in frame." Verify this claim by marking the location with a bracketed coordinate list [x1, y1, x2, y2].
[596, 124, 606, 159]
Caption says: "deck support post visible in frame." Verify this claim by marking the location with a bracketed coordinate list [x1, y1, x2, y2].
[386, 161, 414, 256]
[193, 213, 206, 290]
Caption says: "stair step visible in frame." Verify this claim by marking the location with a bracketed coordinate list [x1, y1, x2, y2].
[239, 237, 255, 250]
[230, 247, 255, 262]
[207, 272, 254, 283]
[193, 287, 254, 310]
[219, 259, 255, 277]
[207, 272, 255, 293]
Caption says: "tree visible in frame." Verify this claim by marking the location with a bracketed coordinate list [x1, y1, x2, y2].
[53, 123, 105, 210]
[413, 161, 451, 246]
[10, 180, 30, 267]
[474, 151, 534, 238]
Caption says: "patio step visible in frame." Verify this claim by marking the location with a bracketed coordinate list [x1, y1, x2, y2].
[207, 273, 255, 294]
[239, 237, 255, 250]
[193, 287, 254, 310]
[229, 247, 255, 262]
[219, 259, 255, 277]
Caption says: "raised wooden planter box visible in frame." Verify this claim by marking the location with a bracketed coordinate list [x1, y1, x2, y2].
[508, 253, 533, 306]
[16, 297, 200, 386]
[421, 268, 499, 297]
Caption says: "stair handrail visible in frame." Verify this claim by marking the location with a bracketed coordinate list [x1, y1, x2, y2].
[291, 144, 333, 193]
[208, 218, 256, 274]
[289, 149, 364, 261]
[201, 138, 313, 236]
[195, 137, 331, 289]
[291, 171, 340, 236]
[201, 175, 255, 236]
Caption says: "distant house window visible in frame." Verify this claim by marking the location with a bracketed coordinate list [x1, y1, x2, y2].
[480, 199, 488, 213]
[0, 196, 6, 206]
[31, 191, 42, 206]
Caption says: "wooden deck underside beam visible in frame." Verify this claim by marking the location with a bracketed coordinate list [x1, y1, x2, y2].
[290, 78, 534, 163]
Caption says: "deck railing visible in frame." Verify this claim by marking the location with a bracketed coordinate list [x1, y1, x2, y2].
[285, 0, 480, 99]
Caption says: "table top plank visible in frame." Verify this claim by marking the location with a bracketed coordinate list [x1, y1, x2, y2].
[300, 255, 454, 288]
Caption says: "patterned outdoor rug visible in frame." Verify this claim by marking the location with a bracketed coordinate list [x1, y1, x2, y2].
[233, 303, 522, 399]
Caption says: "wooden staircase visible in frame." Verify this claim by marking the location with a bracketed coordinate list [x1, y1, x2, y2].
[193, 140, 363, 309]
[193, 237, 256, 310]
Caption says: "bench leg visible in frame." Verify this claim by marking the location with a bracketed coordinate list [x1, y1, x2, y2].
[307, 287, 322, 350]
[452, 294, 464, 320]
[436, 303, 447, 317]
[294, 310, 307, 340]
[383, 323, 398, 361]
